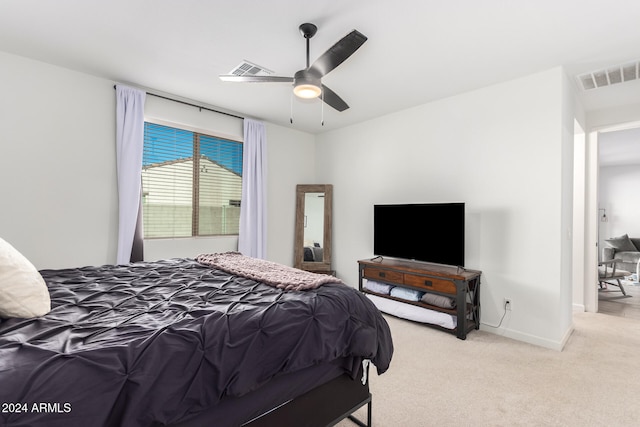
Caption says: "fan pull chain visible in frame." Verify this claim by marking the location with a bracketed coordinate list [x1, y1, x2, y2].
[290, 92, 294, 124]
[321, 90, 324, 126]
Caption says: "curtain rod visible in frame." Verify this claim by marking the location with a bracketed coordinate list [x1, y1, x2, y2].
[113, 85, 244, 120]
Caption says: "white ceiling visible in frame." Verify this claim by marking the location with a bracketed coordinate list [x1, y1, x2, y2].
[2, 0, 640, 136]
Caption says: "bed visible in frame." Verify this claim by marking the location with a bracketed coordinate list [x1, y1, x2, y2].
[0, 252, 393, 427]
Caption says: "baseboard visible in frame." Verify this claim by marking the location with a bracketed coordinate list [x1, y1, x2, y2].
[572, 303, 585, 312]
[480, 323, 574, 351]
[558, 323, 575, 350]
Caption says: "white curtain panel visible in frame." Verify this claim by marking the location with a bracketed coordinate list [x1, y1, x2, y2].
[115, 85, 146, 264]
[238, 118, 267, 259]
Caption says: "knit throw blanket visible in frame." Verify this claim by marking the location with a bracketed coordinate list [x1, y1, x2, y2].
[196, 252, 343, 291]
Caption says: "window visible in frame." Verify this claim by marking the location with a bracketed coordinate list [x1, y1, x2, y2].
[142, 122, 243, 238]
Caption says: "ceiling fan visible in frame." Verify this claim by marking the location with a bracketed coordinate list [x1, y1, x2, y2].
[219, 23, 367, 112]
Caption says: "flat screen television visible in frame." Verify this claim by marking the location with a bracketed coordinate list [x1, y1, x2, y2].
[373, 203, 465, 267]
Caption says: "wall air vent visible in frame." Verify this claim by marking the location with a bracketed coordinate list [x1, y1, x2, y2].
[229, 60, 274, 77]
[578, 61, 640, 90]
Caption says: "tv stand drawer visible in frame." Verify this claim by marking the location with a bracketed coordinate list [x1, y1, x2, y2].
[404, 274, 456, 294]
[362, 267, 403, 285]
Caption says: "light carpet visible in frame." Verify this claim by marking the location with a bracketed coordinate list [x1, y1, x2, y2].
[337, 312, 640, 426]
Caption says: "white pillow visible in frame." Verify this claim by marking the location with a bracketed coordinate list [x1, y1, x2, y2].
[0, 237, 51, 318]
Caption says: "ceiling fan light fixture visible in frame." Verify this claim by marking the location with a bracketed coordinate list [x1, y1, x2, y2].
[293, 70, 322, 99]
[293, 83, 322, 98]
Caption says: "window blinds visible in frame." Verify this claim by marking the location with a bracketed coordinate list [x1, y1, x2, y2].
[142, 122, 243, 238]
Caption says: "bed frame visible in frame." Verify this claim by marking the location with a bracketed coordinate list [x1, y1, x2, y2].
[168, 361, 372, 427]
[244, 373, 371, 427]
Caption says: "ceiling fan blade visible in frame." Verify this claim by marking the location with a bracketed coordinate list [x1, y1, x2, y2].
[308, 30, 367, 77]
[321, 85, 349, 112]
[219, 75, 294, 83]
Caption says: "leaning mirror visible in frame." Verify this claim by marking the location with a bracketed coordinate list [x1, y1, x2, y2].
[294, 184, 333, 274]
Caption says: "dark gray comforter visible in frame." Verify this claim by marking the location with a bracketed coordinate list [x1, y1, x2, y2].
[0, 258, 393, 427]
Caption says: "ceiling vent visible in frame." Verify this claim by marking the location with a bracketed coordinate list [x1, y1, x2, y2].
[229, 60, 273, 77]
[578, 61, 640, 90]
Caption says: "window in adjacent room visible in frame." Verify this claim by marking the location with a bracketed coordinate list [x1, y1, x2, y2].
[142, 121, 243, 238]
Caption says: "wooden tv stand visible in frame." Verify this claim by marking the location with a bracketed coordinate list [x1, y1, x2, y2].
[358, 258, 481, 340]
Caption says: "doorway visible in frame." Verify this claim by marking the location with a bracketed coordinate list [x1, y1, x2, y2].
[591, 123, 640, 318]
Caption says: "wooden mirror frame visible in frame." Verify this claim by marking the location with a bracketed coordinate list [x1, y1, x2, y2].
[294, 184, 333, 273]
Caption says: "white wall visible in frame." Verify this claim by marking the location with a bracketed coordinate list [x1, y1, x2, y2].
[559, 69, 577, 340]
[572, 122, 587, 312]
[588, 104, 640, 130]
[264, 123, 316, 266]
[0, 51, 314, 269]
[315, 67, 574, 349]
[0, 51, 118, 269]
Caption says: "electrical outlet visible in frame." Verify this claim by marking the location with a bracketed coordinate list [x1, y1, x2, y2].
[504, 298, 512, 311]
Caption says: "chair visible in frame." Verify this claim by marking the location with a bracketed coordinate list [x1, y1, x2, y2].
[598, 259, 631, 296]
